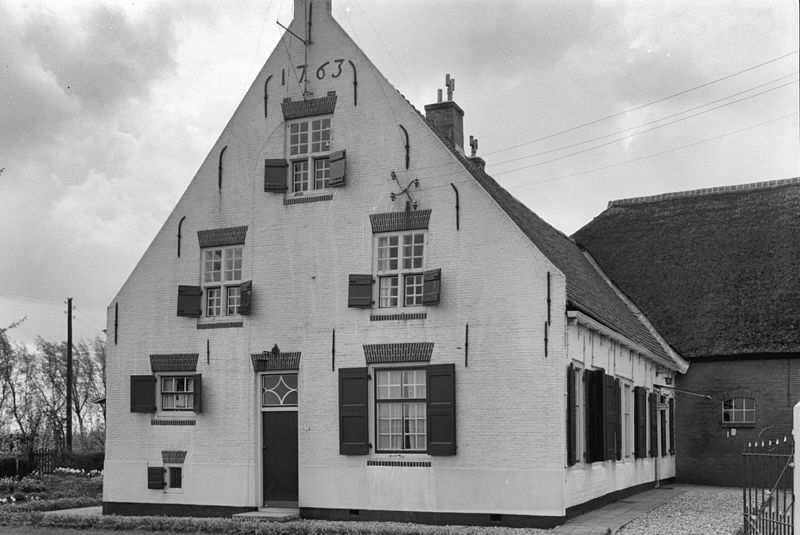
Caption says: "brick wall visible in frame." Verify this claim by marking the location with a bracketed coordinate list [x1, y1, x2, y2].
[676, 357, 800, 486]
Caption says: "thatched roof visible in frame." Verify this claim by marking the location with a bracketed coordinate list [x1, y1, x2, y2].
[573, 178, 800, 359]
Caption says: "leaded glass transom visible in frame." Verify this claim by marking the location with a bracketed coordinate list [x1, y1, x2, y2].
[262, 373, 298, 407]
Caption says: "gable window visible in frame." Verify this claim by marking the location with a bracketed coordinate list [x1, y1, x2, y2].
[722, 397, 755, 424]
[377, 233, 425, 308]
[375, 369, 427, 452]
[202, 246, 242, 316]
[290, 117, 331, 193]
[161, 376, 196, 411]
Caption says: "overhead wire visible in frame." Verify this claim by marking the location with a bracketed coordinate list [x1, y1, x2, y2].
[482, 49, 799, 157]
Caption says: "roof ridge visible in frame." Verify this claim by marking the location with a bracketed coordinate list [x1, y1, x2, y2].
[608, 176, 800, 208]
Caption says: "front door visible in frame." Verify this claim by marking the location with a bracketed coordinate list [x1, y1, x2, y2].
[262, 411, 298, 504]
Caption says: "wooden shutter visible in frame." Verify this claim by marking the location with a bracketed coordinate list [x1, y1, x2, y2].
[170, 467, 182, 489]
[427, 363, 456, 456]
[603, 373, 617, 461]
[147, 466, 164, 489]
[328, 150, 346, 187]
[339, 368, 369, 455]
[264, 159, 288, 192]
[615, 378, 622, 461]
[193, 374, 202, 413]
[239, 280, 253, 315]
[422, 269, 442, 306]
[348, 274, 373, 308]
[634, 386, 647, 458]
[648, 392, 657, 457]
[177, 286, 202, 317]
[130, 375, 156, 413]
[585, 370, 604, 462]
[566, 364, 576, 466]
[668, 398, 675, 454]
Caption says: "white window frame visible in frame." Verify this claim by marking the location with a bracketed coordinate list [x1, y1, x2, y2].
[722, 397, 755, 425]
[375, 232, 426, 310]
[373, 367, 427, 453]
[160, 375, 196, 412]
[201, 245, 243, 318]
[289, 117, 331, 195]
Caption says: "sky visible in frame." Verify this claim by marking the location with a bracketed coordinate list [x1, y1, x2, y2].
[1, 0, 798, 347]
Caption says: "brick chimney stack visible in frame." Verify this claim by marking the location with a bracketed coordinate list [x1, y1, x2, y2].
[425, 74, 465, 155]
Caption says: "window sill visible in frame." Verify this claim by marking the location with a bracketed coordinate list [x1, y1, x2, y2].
[197, 318, 243, 330]
[150, 418, 196, 426]
[284, 192, 334, 205]
[722, 422, 755, 428]
[367, 459, 431, 468]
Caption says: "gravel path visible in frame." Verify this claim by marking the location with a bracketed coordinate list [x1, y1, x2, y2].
[617, 486, 742, 535]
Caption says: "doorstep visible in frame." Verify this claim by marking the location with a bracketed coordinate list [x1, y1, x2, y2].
[233, 507, 300, 522]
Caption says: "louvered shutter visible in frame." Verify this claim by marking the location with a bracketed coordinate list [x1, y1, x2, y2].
[422, 268, 442, 306]
[634, 386, 647, 458]
[193, 374, 202, 413]
[648, 392, 658, 457]
[427, 363, 456, 456]
[264, 159, 289, 192]
[147, 466, 164, 489]
[566, 364, 576, 466]
[239, 280, 253, 315]
[177, 286, 202, 317]
[339, 368, 369, 455]
[603, 373, 617, 461]
[130, 375, 156, 413]
[586, 370, 605, 463]
[347, 274, 373, 308]
[328, 150, 346, 187]
[668, 398, 675, 455]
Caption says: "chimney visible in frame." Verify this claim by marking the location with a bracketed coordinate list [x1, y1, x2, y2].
[425, 74, 465, 155]
[467, 135, 485, 173]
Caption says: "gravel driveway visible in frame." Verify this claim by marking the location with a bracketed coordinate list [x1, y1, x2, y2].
[617, 486, 742, 535]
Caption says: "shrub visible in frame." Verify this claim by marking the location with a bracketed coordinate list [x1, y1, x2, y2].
[0, 455, 30, 478]
[0, 476, 16, 492]
[18, 475, 44, 492]
[58, 451, 104, 472]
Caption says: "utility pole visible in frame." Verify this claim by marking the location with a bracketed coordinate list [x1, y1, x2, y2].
[66, 297, 73, 452]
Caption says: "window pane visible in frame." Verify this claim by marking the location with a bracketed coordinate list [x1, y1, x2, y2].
[206, 288, 221, 317]
[377, 403, 403, 450]
[293, 161, 309, 192]
[314, 158, 330, 189]
[402, 233, 424, 269]
[376, 370, 402, 399]
[204, 250, 222, 282]
[377, 236, 399, 272]
[379, 276, 398, 308]
[402, 369, 426, 398]
[404, 402, 426, 450]
[223, 247, 242, 281]
[261, 373, 298, 407]
[227, 286, 241, 315]
[311, 118, 331, 153]
[290, 122, 308, 155]
[404, 274, 424, 306]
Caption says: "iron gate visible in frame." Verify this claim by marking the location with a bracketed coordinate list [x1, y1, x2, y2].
[743, 434, 794, 535]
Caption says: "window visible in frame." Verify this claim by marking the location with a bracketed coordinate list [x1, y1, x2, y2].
[262, 374, 298, 407]
[722, 397, 755, 424]
[161, 376, 196, 411]
[202, 246, 242, 317]
[375, 369, 427, 452]
[167, 466, 182, 489]
[376, 233, 425, 308]
[289, 117, 331, 193]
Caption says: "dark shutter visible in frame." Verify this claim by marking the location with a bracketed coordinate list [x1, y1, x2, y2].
[239, 280, 253, 315]
[634, 386, 647, 458]
[566, 364, 576, 466]
[170, 467, 182, 489]
[668, 398, 675, 455]
[427, 363, 456, 456]
[586, 370, 605, 462]
[615, 378, 622, 461]
[193, 374, 202, 413]
[348, 274, 373, 308]
[339, 368, 369, 455]
[660, 403, 667, 457]
[328, 150, 346, 187]
[131, 375, 156, 413]
[648, 392, 658, 457]
[264, 159, 289, 192]
[177, 286, 202, 317]
[147, 466, 165, 489]
[603, 373, 617, 461]
[422, 269, 442, 306]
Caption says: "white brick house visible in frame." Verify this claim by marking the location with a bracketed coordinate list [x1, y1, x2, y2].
[103, 0, 688, 527]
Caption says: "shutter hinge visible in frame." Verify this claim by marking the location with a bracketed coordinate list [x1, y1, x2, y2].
[367, 373, 372, 380]
[368, 443, 373, 449]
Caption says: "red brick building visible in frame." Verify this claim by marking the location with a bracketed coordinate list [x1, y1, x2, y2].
[572, 178, 800, 486]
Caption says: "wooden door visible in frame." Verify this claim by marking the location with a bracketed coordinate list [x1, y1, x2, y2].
[262, 411, 298, 504]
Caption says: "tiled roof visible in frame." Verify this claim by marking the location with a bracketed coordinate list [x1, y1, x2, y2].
[197, 226, 248, 248]
[416, 108, 677, 367]
[281, 92, 337, 120]
[369, 209, 432, 233]
[572, 178, 800, 358]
